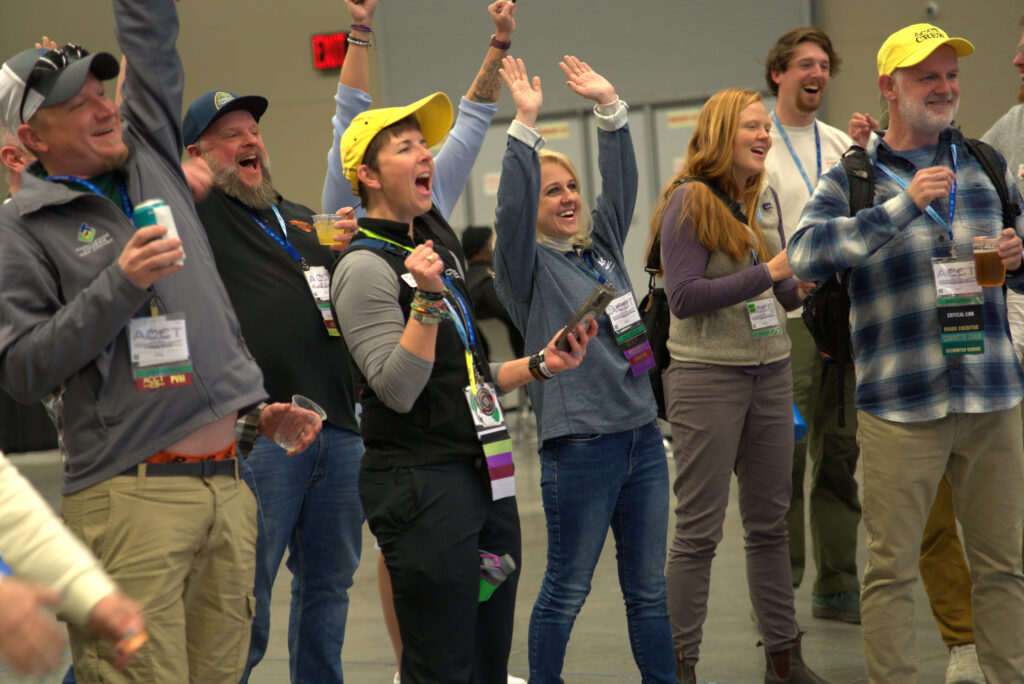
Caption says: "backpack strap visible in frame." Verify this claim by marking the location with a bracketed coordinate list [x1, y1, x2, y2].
[840, 145, 874, 216]
[965, 137, 1021, 229]
[672, 177, 749, 225]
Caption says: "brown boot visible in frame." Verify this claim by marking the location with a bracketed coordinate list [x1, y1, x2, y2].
[764, 641, 829, 683]
[675, 648, 696, 684]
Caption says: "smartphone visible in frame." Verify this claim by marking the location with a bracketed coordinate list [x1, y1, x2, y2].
[554, 283, 616, 351]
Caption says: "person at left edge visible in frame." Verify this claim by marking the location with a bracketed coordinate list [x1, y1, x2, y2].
[0, 0, 321, 681]
[183, 88, 364, 684]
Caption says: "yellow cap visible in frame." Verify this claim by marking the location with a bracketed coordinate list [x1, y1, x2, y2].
[877, 23, 974, 76]
[340, 92, 453, 195]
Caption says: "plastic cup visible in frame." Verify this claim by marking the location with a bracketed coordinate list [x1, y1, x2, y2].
[272, 394, 327, 452]
[971, 236, 1009, 287]
[312, 214, 340, 246]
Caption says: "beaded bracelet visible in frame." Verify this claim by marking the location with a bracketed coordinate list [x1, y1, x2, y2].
[528, 350, 554, 381]
[410, 289, 449, 324]
[349, 24, 376, 47]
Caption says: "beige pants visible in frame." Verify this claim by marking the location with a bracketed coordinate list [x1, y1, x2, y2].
[857, 407, 1024, 684]
[61, 464, 257, 683]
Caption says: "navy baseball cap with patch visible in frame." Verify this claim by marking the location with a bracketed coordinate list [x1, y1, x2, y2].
[182, 90, 269, 147]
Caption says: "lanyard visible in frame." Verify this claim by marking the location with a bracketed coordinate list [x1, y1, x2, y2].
[47, 174, 134, 225]
[248, 205, 308, 269]
[568, 249, 607, 285]
[876, 145, 958, 243]
[357, 229, 485, 390]
[771, 110, 821, 196]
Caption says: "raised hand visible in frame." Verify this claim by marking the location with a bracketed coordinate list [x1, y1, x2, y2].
[499, 56, 542, 127]
[558, 55, 616, 106]
[489, 0, 516, 41]
[346, 0, 377, 25]
[405, 240, 445, 292]
[34, 36, 59, 51]
[848, 112, 879, 148]
[907, 166, 955, 211]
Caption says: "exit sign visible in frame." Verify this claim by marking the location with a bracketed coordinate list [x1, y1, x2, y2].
[311, 32, 348, 71]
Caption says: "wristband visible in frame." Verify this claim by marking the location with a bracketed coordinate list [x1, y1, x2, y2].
[529, 350, 555, 381]
[350, 23, 373, 33]
[490, 34, 511, 51]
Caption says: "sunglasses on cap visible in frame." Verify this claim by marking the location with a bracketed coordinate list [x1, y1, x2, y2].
[19, 43, 89, 122]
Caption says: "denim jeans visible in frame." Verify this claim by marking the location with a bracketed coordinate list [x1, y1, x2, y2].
[239, 424, 365, 683]
[528, 421, 676, 683]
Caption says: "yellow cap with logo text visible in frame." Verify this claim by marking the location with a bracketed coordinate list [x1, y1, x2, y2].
[877, 23, 974, 76]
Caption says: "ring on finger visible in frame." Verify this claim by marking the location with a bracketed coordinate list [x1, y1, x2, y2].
[425, 254, 437, 264]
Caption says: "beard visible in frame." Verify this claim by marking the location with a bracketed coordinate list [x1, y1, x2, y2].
[205, 152, 277, 210]
[894, 83, 958, 139]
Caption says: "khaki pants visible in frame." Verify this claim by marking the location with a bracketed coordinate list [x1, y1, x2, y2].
[858, 407, 1024, 684]
[61, 463, 257, 683]
[919, 475, 1024, 647]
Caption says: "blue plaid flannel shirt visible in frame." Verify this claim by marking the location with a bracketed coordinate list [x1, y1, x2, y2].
[789, 127, 1024, 423]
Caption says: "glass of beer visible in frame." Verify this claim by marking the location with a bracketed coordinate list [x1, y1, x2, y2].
[971, 236, 1009, 287]
[312, 214, 340, 246]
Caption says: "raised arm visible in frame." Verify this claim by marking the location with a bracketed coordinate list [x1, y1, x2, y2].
[112, 0, 185, 162]
[323, 0, 376, 214]
[559, 56, 635, 252]
[429, 0, 517, 218]
[492, 56, 543, 302]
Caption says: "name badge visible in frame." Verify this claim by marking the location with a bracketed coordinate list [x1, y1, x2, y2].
[606, 293, 655, 376]
[932, 258, 984, 355]
[747, 298, 782, 338]
[304, 265, 340, 337]
[463, 382, 515, 500]
[127, 313, 193, 390]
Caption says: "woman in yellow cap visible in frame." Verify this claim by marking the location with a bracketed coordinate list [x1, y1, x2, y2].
[331, 94, 597, 683]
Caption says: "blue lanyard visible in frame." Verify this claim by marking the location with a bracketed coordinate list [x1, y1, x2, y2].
[569, 250, 607, 285]
[47, 175, 134, 225]
[248, 205, 307, 268]
[355, 229, 483, 361]
[876, 146, 958, 242]
[441, 274, 479, 352]
[0, 553, 11, 576]
[770, 110, 821, 196]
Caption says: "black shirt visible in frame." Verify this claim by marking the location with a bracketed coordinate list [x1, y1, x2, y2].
[196, 189, 359, 432]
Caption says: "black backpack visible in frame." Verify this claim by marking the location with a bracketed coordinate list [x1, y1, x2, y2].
[801, 138, 1020, 427]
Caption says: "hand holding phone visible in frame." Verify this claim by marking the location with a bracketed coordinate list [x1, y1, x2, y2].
[554, 283, 615, 351]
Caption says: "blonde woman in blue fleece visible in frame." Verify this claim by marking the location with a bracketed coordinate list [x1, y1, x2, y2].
[493, 55, 675, 683]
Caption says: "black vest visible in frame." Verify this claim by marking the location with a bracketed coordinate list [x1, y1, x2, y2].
[341, 207, 492, 469]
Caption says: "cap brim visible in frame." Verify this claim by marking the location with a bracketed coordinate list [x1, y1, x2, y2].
[207, 95, 269, 127]
[37, 52, 120, 110]
[888, 36, 975, 74]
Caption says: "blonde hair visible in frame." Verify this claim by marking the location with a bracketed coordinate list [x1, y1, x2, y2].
[648, 88, 770, 273]
[538, 149, 593, 248]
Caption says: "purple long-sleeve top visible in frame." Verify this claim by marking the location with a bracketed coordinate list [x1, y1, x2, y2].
[660, 184, 801, 319]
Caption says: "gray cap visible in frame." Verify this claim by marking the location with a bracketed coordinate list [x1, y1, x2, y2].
[0, 46, 119, 131]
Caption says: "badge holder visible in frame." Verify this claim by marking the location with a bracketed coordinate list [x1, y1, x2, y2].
[932, 257, 984, 355]
[747, 297, 783, 338]
[127, 302, 193, 391]
[303, 265, 341, 337]
[607, 293, 656, 376]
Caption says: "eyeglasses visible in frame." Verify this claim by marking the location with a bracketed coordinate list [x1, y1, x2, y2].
[19, 43, 90, 123]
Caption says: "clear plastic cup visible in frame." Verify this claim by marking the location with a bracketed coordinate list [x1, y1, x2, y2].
[272, 394, 326, 452]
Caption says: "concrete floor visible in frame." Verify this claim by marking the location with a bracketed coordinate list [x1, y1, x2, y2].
[3, 416, 953, 684]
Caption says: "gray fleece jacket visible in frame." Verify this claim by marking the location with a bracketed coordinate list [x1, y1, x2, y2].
[0, 0, 266, 494]
[493, 106, 657, 443]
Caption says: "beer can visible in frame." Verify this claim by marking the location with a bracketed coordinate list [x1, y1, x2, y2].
[133, 198, 185, 266]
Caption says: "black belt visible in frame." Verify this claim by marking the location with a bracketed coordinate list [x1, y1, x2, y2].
[122, 459, 237, 478]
